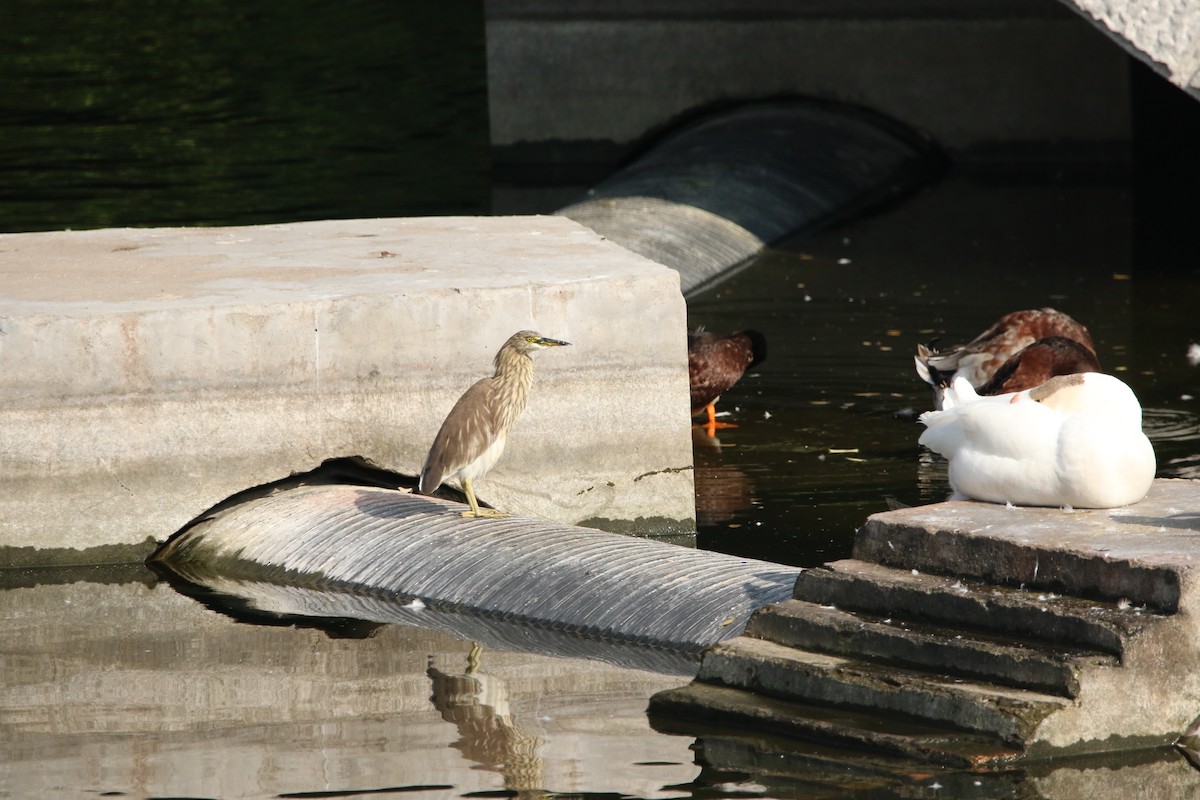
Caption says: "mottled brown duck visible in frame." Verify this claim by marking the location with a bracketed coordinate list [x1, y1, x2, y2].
[688, 328, 767, 435]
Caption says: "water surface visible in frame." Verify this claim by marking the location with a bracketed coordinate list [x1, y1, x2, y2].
[0, 0, 489, 232]
[2, 3, 1199, 795]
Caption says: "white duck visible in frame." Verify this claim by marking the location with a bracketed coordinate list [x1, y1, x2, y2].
[918, 372, 1155, 508]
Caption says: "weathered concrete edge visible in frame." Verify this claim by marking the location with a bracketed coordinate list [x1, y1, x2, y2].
[855, 479, 1200, 613]
[1057, 0, 1200, 97]
[651, 479, 1200, 759]
[855, 479, 1200, 751]
[646, 681, 1022, 769]
[0, 216, 696, 565]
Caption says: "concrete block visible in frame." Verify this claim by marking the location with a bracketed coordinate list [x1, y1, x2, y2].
[648, 680, 1021, 768]
[697, 636, 1067, 747]
[745, 597, 1104, 698]
[486, 1, 1132, 154]
[0, 216, 695, 565]
[792, 559, 1147, 655]
[653, 688, 1200, 792]
[1062, 0, 1200, 98]
[851, 479, 1200, 754]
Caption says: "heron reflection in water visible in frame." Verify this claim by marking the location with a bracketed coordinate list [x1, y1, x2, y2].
[428, 643, 546, 794]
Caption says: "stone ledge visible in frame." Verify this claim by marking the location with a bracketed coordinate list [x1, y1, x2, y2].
[654, 479, 1200, 759]
[857, 478, 1200, 612]
[0, 216, 695, 563]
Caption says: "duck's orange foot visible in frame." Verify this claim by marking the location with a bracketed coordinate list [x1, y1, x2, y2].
[694, 402, 738, 435]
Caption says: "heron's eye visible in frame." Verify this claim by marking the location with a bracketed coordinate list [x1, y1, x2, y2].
[526, 336, 539, 343]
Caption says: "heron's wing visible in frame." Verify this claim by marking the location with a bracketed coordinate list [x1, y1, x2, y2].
[419, 377, 501, 493]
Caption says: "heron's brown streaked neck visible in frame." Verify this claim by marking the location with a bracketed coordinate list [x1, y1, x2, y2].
[493, 347, 534, 430]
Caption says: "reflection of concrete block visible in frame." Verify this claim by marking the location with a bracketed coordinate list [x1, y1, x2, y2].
[0, 216, 694, 564]
[0, 576, 693, 798]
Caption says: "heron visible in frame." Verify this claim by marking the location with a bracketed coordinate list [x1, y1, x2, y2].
[419, 330, 571, 518]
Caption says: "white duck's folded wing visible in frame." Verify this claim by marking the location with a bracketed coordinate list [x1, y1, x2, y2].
[1038, 374, 1155, 507]
[919, 399, 1061, 461]
[1054, 410, 1156, 507]
[919, 396, 1064, 505]
[935, 375, 1024, 410]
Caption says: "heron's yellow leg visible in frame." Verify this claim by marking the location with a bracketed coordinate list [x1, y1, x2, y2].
[462, 477, 482, 516]
[461, 477, 507, 518]
[467, 642, 483, 674]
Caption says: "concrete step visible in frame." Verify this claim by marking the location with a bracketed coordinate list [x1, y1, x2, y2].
[697, 636, 1068, 747]
[793, 559, 1162, 657]
[648, 681, 1022, 770]
[854, 486, 1200, 614]
[746, 598, 1115, 698]
[659, 485, 1200, 758]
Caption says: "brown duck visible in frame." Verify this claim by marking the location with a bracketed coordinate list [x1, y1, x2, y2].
[915, 308, 1098, 409]
[688, 328, 767, 434]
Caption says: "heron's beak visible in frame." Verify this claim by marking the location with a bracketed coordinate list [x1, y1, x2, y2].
[538, 337, 571, 347]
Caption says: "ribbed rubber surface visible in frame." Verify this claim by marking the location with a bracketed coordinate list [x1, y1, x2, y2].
[155, 485, 802, 652]
[159, 573, 704, 675]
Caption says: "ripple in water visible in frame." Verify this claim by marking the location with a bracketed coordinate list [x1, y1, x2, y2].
[1143, 406, 1200, 478]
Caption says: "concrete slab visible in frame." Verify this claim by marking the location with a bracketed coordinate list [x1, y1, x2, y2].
[648, 680, 1022, 769]
[697, 636, 1068, 748]
[0, 216, 695, 565]
[847, 479, 1200, 753]
[745, 597, 1105, 698]
[793, 559, 1149, 656]
[651, 704, 1200, 796]
[857, 478, 1200, 612]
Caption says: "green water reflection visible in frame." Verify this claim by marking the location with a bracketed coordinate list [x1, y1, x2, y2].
[0, 0, 489, 232]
